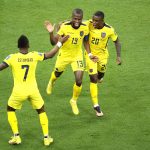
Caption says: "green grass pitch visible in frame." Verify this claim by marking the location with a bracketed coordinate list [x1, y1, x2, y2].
[0, 0, 150, 150]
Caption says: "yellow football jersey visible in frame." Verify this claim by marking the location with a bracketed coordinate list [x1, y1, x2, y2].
[57, 21, 89, 57]
[3, 51, 44, 89]
[88, 20, 118, 56]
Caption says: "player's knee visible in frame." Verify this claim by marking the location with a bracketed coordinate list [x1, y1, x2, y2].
[89, 75, 98, 83]
[76, 80, 82, 86]
[55, 71, 63, 77]
[7, 105, 16, 111]
[36, 105, 45, 114]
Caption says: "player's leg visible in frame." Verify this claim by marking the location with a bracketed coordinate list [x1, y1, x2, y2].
[89, 75, 103, 117]
[30, 91, 53, 146]
[86, 54, 103, 116]
[97, 58, 108, 83]
[36, 105, 53, 146]
[70, 60, 84, 115]
[46, 55, 66, 94]
[7, 94, 23, 145]
[46, 70, 63, 94]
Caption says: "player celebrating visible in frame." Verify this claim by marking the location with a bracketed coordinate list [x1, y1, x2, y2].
[85, 11, 121, 116]
[0, 34, 69, 145]
[45, 8, 97, 115]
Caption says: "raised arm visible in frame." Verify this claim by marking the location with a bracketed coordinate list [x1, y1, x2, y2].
[44, 35, 69, 59]
[44, 21, 59, 45]
[114, 38, 121, 65]
[0, 62, 8, 71]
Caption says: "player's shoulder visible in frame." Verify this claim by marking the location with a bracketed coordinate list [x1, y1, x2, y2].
[104, 23, 116, 33]
[58, 20, 71, 30]
[80, 21, 89, 31]
[31, 51, 43, 56]
[83, 20, 93, 31]
[61, 20, 71, 26]
[3, 53, 16, 64]
[104, 23, 115, 30]
[83, 19, 92, 25]
[4, 54, 13, 60]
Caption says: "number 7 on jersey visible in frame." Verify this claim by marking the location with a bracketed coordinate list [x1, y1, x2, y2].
[21, 65, 29, 81]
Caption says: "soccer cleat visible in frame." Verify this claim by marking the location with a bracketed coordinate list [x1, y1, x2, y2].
[46, 81, 55, 95]
[94, 106, 104, 117]
[44, 136, 53, 146]
[8, 135, 21, 145]
[70, 99, 79, 115]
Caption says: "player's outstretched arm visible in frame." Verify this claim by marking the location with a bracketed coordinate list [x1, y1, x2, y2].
[114, 38, 121, 65]
[0, 62, 8, 71]
[44, 21, 59, 45]
[44, 35, 69, 59]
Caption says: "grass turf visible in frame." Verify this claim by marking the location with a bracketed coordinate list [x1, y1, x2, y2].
[0, 0, 150, 150]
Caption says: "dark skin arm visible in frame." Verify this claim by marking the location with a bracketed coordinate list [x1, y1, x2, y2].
[114, 38, 121, 65]
[0, 62, 8, 71]
[83, 37, 98, 63]
[44, 21, 70, 59]
[49, 33, 58, 45]
[44, 35, 69, 59]
[44, 21, 61, 45]
[83, 38, 91, 54]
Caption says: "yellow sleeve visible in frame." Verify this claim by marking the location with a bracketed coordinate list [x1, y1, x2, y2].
[110, 27, 118, 41]
[83, 20, 90, 26]
[57, 24, 65, 36]
[3, 54, 13, 66]
[33, 51, 45, 61]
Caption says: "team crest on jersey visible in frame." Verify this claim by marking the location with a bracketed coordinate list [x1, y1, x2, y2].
[101, 32, 106, 38]
[80, 31, 84, 36]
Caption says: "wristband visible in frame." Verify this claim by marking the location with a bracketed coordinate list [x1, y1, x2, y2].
[88, 53, 93, 57]
[56, 42, 62, 48]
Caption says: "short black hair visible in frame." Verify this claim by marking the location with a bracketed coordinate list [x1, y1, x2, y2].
[72, 8, 83, 16]
[93, 11, 104, 19]
[18, 35, 29, 48]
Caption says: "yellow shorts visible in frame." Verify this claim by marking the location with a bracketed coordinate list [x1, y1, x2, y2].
[54, 52, 84, 72]
[85, 53, 108, 75]
[8, 87, 44, 110]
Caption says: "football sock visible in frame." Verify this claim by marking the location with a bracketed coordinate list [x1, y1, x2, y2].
[90, 82, 98, 105]
[49, 71, 57, 83]
[72, 83, 82, 101]
[39, 112, 49, 136]
[7, 111, 19, 135]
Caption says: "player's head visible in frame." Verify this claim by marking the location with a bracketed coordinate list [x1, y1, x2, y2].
[92, 11, 105, 29]
[71, 8, 83, 29]
[18, 35, 29, 49]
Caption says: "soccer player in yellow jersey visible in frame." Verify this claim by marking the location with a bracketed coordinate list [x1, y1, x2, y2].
[0, 34, 69, 145]
[45, 8, 97, 115]
[85, 11, 121, 116]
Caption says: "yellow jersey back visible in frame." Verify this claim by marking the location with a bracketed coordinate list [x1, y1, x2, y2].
[3, 51, 44, 88]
